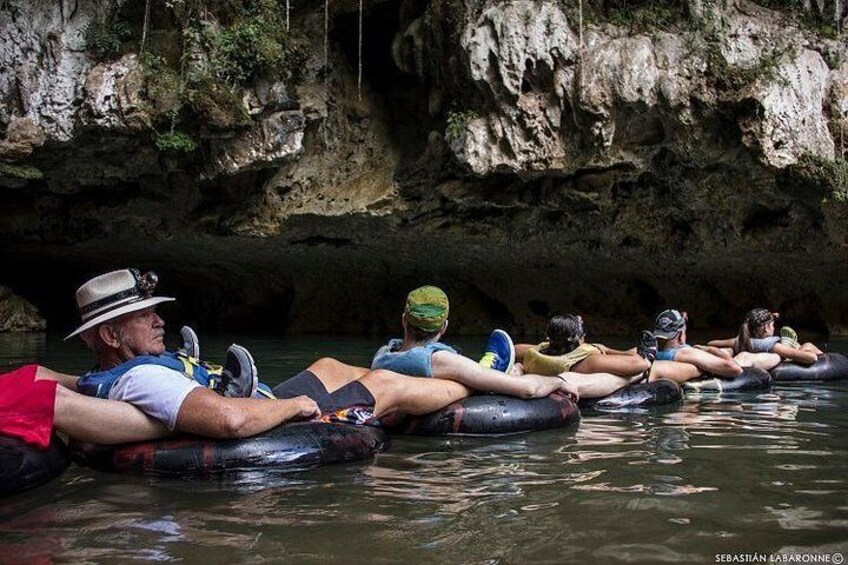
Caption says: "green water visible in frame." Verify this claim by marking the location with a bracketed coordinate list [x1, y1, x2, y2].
[1, 333, 847, 563]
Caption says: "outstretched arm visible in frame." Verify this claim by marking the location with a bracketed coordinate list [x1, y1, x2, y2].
[175, 388, 320, 439]
[557, 372, 629, 399]
[431, 351, 572, 399]
[772, 343, 817, 365]
[675, 347, 743, 378]
[35, 366, 81, 391]
[53, 385, 170, 444]
[694, 345, 733, 359]
[707, 337, 736, 348]
[593, 343, 634, 355]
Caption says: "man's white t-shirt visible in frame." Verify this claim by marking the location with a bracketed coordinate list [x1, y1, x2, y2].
[108, 365, 201, 430]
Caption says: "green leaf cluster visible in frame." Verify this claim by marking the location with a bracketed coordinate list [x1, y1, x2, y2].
[153, 130, 197, 153]
[216, 18, 285, 85]
[445, 110, 478, 143]
[80, 8, 133, 60]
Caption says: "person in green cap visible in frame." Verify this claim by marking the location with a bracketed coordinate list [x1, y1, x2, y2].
[371, 286, 586, 399]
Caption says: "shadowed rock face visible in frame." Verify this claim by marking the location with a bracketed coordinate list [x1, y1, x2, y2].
[0, 286, 45, 332]
[1, 0, 846, 336]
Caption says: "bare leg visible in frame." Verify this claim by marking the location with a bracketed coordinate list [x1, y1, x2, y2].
[649, 360, 701, 384]
[557, 372, 631, 399]
[355, 370, 473, 418]
[572, 354, 649, 377]
[734, 352, 781, 371]
[304, 357, 369, 393]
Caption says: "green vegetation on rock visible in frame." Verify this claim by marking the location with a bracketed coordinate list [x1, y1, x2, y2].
[754, 0, 844, 39]
[792, 154, 848, 197]
[0, 161, 43, 180]
[445, 110, 478, 142]
[705, 42, 793, 91]
[80, 0, 307, 154]
[154, 130, 197, 153]
[604, 0, 687, 32]
[559, 0, 689, 33]
[80, 5, 133, 60]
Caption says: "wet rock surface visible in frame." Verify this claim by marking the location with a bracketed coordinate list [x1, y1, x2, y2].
[0, 285, 46, 333]
[1, 0, 846, 336]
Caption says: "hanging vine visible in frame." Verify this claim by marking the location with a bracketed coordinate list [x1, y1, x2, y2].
[140, 0, 151, 54]
[357, 0, 363, 100]
[324, 0, 329, 69]
[324, 0, 330, 145]
[286, 0, 290, 31]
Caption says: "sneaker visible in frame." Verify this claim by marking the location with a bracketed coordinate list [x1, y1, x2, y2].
[637, 330, 657, 362]
[479, 329, 515, 374]
[221, 344, 259, 398]
[178, 326, 200, 359]
[780, 326, 800, 349]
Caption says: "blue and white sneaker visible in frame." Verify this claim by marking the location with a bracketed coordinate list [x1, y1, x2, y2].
[178, 326, 200, 359]
[479, 329, 515, 374]
[222, 344, 259, 398]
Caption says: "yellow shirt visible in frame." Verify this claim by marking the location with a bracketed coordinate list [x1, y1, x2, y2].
[523, 342, 602, 375]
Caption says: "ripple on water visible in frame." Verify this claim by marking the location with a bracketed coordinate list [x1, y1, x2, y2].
[0, 335, 846, 563]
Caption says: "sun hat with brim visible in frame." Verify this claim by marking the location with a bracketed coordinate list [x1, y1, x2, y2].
[405, 285, 449, 332]
[64, 269, 175, 340]
[652, 309, 687, 340]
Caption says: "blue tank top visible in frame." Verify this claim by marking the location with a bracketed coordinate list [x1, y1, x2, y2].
[655, 344, 692, 362]
[371, 339, 458, 378]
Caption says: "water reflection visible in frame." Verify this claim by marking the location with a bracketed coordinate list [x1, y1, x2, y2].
[0, 335, 846, 563]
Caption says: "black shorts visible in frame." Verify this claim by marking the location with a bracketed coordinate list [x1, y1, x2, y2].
[273, 371, 376, 413]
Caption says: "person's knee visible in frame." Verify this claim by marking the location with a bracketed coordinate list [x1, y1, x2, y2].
[734, 352, 752, 367]
[308, 357, 341, 373]
[360, 369, 403, 399]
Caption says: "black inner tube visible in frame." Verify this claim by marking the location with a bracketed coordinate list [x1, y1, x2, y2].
[391, 392, 580, 437]
[579, 379, 682, 411]
[683, 367, 773, 393]
[771, 353, 848, 383]
[0, 435, 69, 497]
[70, 422, 388, 477]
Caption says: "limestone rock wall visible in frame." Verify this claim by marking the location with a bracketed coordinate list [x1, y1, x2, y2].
[1, 0, 847, 335]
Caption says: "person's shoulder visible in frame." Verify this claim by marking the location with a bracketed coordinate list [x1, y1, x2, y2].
[122, 363, 185, 380]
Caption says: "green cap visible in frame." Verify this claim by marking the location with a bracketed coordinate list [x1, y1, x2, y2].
[405, 286, 449, 331]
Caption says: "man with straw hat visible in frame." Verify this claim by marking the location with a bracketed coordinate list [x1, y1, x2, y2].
[67, 268, 321, 437]
[68, 269, 479, 434]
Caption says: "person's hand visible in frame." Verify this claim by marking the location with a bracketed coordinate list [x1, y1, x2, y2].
[557, 376, 580, 402]
[289, 396, 321, 419]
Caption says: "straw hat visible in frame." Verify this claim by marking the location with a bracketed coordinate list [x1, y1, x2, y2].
[65, 269, 175, 340]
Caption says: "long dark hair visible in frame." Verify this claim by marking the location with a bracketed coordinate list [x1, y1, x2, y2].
[542, 314, 585, 356]
[737, 308, 774, 352]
